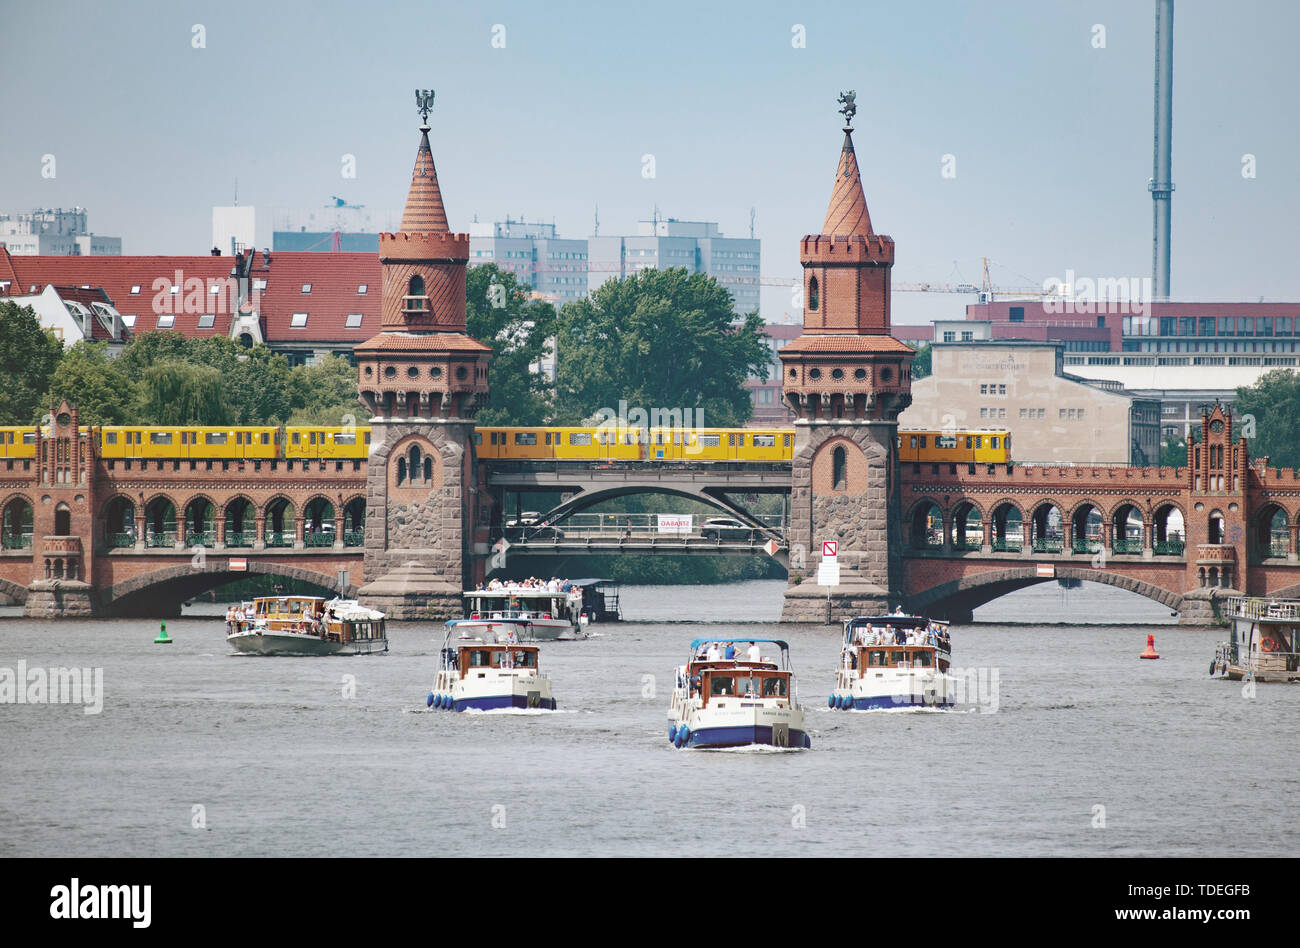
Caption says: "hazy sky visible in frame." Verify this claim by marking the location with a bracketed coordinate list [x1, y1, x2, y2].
[2, 0, 1296, 321]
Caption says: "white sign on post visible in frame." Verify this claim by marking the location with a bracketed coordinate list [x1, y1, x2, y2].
[657, 514, 692, 535]
[822, 540, 838, 559]
[817, 561, 841, 586]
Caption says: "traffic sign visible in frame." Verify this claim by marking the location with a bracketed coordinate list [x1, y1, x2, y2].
[764, 538, 780, 557]
[817, 561, 841, 586]
[822, 540, 838, 559]
[229, 558, 247, 572]
[1036, 564, 1055, 578]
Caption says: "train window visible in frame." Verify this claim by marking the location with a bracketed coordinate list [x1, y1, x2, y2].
[363, 431, 370, 444]
[728, 434, 735, 446]
[909, 436, 918, 449]
[990, 437, 1000, 449]
[975, 436, 983, 449]
[490, 432, 498, 445]
[150, 432, 172, 445]
[784, 435, 791, 447]
[262, 433, 270, 445]
[936, 436, 956, 449]
[514, 432, 538, 445]
[336, 432, 357, 445]
[920, 436, 927, 448]
[105, 432, 117, 444]
[205, 432, 227, 445]
[656, 433, 664, 445]
[699, 435, 720, 447]
[965, 437, 973, 449]
[292, 433, 301, 445]
[568, 432, 592, 445]
[754, 435, 775, 447]
[471, 432, 481, 445]
[310, 432, 317, 445]
[545, 433, 552, 445]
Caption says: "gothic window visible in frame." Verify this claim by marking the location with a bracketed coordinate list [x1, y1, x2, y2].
[832, 445, 847, 491]
[397, 457, 406, 485]
[408, 275, 425, 298]
[809, 276, 819, 312]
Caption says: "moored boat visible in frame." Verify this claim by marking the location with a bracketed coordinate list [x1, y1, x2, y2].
[226, 595, 387, 655]
[829, 613, 955, 710]
[1212, 596, 1300, 683]
[667, 638, 810, 749]
[427, 624, 556, 711]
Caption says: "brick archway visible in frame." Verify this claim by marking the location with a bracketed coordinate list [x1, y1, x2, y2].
[907, 565, 1183, 617]
[102, 561, 360, 616]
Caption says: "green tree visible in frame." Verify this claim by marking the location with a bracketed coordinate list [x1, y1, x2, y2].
[139, 361, 231, 424]
[114, 330, 195, 379]
[0, 301, 63, 423]
[1160, 436, 1188, 467]
[1233, 370, 1300, 469]
[911, 343, 932, 379]
[554, 268, 769, 426]
[466, 264, 558, 425]
[222, 346, 295, 424]
[288, 353, 365, 425]
[43, 341, 134, 425]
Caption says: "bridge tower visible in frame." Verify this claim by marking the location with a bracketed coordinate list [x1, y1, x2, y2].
[1179, 403, 1249, 621]
[24, 402, 98, 617]
[779, 95, 915, 622]
[355, 93, 492, 618]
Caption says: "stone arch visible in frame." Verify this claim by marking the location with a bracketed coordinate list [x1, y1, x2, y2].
[99, 493, 137, 547]
[303, 494, 337, 545]
[949, 499, 983, 551]
[181, 494, 217, 545]
[1152, 501, 1186, 554]
[387, 434, 443, 494]
[263, 495, 296, 546]
[1, 493, 35, 549]
[101, 561, 361, 617]
[1253, 502, 1289, 560]
[907, 498, 943, 549]
[0, 576, 28, 604]
[1028, 499, 1064, 552]
[812, 437, 867, 496]
[1208, 508, 1226, 545]
[989, 499, 1024, 552]
[1110, 500, 1144, 553]
[908, 565, 1184, 619]
[1068, 500, 1103, 553]
[341, 494, 366, 544]
[223, 495, 257, 545]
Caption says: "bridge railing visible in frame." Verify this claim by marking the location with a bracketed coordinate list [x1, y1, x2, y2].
[2, 533, 34, 550]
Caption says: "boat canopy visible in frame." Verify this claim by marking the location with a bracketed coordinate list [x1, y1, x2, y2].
[846, 615, 941, 628]
[689, 637, 789, 651]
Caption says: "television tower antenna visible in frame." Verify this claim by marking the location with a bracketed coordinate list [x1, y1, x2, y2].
[749, 206, 756, 239]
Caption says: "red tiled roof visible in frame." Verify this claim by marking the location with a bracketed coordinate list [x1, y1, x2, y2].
[249, 252, 381, 343]
[780, 334, 915, 354]
[354, 331, 491, 353]
[51, 286, 122, 341]
[401, 127, 450, 233]
[822, 129, 873, 238]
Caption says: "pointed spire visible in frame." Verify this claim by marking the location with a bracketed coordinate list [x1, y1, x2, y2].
[821, 128, 873, 238]
[400, 124, 450, 234]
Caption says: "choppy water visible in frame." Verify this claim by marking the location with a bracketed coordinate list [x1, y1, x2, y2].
[0, 580, 1294, 857]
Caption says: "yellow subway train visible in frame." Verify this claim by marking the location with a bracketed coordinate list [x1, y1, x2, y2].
[897, 428, 1011, 465]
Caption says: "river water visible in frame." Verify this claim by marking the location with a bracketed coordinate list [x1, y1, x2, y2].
[0, 581, 1294, 857]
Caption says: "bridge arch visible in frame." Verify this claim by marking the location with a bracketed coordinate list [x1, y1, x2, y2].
[1253, 502, 1289, 559]
[99, 493, 137, 545]
[102, 560, 360, 617]
[2, 493, 34, 548]
[906, 498, 943, 549]
[143, 493, 179, 543]
[989, 500, 1024, 551]
[948, 499, 983, 550]
[0, 577, 27, 604]
[512, 483, 782, 539]
[1027, 499, 1064, 552]
[908, 565, 1183, 620]
[222, 495, 257, 539]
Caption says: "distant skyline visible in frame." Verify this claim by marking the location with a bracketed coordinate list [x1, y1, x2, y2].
[2, 0, 1296, 321]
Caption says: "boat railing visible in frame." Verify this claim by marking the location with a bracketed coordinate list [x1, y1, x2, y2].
[1225, 596, 1300, 621]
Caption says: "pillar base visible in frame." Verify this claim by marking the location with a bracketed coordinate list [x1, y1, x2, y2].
[357, 560, 462, 621]
[23, 580, 96, 618]
[781, 579, 895, 625]
[1177, 587, 1237, 626]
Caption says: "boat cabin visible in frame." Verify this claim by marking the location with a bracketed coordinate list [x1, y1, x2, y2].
[464, 590, 579, 622]
[235, 595, 385, 645]
[446, 643, 541, 677]
[696, 667, 791, 705]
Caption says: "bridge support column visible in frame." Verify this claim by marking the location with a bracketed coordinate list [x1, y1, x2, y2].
[1142, 519, 1154, 560]
[254, 515, 266, 551]
[293, 518, 305, 550]
[981, 518, 993, 554]
[215, 517, 226, 550]
[1290, 521, 1299, 563]
[134, 511, 146, 552]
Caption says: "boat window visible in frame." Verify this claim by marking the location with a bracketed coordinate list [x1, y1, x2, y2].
[469, 649, 492, 667]
[512, 650, 536, 668]
[892, 651, 908, 665]
[913, 650, 932, 667]
[733, 676, 760, 696]
[709, 676, 735, 696]
[762, 677, 787, 697]
[869, 650, 886, 666]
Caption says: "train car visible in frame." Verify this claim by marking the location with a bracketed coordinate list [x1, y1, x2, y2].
[0, 427, 39, 459]
[898, 428, 1011, 465]
[285, 426, 372, 460]
[100, 426, 279, 459]
[191, 427, 279, 459]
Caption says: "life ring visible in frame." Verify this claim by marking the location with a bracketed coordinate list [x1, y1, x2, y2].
[1262, 637, 1281, 652]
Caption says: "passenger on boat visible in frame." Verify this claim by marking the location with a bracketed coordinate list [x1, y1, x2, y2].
[706, 642, 722, 661]
[225, 606, 235, 634]
[746, 642, 762, 663]
[724, 641, 737, 660]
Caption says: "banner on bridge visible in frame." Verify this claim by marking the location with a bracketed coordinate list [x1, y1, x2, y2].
[657, 514, 693, 534]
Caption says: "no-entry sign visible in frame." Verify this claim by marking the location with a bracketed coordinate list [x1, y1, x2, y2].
[822, 540, 838, 559]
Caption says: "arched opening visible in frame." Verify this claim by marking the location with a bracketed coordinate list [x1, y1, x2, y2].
[1071, 503, 1102, 553]
[304, 497, 336, 547]
[1254, 504, 1289, 559]
[1208, 510, 1225, 545]
[407, 391, 421, 419]
[1111, 503, 1144, 554]
[832, 445, 847, 491]
[910, 502, 943, 549]
[408, 274, 425, 299]
[265, 498, 295, 547]
[1152, 504, 1185, 555]
[183, 498, 214, 547]
[103, 497, 136, 547]
[808, 276, 819, 311]
[397, 456, 407, 484]
[53, 504, 71, 536]
[343, 497, 366, 546]
[409, 445, 423, 484]
[144, 497, 176, 547]
[1029, 502, 1063, 553]
[422, 455, 432, 482]
[950, 501, 982, 551]
[991, 502, 1023, 552]
[225, 498, 254, 547]
[238, 332, 253, 348]
[1209, 566, 1220, 587]
[2, 497, 34, 550]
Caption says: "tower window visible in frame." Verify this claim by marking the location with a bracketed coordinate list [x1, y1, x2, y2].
[832, 446, 847, 490]
[809, 276, 819, 311]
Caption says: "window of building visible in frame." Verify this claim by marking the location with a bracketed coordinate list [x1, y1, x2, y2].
[358, 284, 368, 294]
[943, 331, 956, 342]
[291, 313, 308, 328]
[197, 314, 215, 328]
[130, 285, 141, 294]
[1009, 307, 1024, 323]
[345, 313, 363, 328]
[301, 283, 312, 294]
[961, 331, 974, 341]
[832, 446, 847, 490]
[808, 277, 819, 311]
[156, 314, 175, 329]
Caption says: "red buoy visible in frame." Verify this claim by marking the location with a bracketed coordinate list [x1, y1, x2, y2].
[1140, 634, 1160, 660]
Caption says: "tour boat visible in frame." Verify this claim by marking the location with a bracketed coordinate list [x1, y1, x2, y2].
[666, 638, 810, 749]
[226, 595, 387, 656]
[1211, 596, 1300, 683]
[828, 613, 955, 710]
[427, 624, 556, 711]
[451, 587, 589, 641]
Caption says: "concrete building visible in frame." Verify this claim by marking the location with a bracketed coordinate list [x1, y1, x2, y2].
[902, 341, 1161, 465]
[0, 208, 121, 256]
[468, 219, 588, 306]
[588, 219, 760, 316]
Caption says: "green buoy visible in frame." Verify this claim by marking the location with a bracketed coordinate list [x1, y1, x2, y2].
[154, 620, 172, 644]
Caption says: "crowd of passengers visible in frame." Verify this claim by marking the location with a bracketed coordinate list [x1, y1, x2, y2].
[851, 621, 950, 649]
[226, 601, 337, 637]
[476, 577, 575, 593]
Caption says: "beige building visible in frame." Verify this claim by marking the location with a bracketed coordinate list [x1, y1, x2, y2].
[902, 341, 1161, 465]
